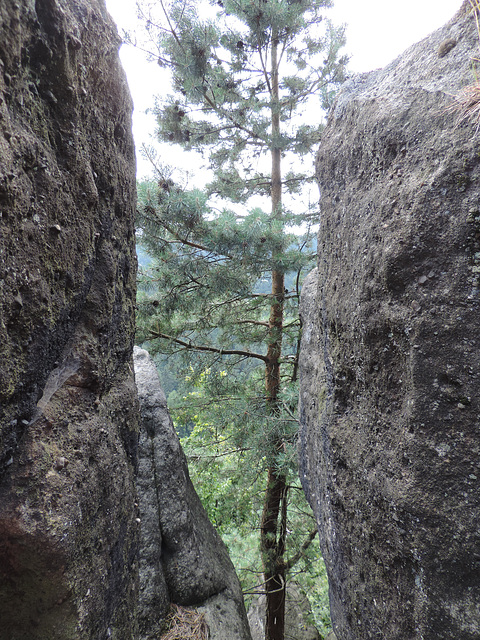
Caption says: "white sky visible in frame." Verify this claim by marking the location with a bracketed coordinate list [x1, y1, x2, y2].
[104, 0, 462, 179]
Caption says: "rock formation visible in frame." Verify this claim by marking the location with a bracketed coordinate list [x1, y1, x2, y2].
[0, 2, 256, 638]
[0, 1, 139, 638]
[134, 347, 252, 640]
[299, 3, 480, 639]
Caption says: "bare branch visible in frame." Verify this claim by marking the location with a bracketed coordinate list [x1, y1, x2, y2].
[236, 319, 269, 327]
[157, 0, 186, 53]
[285, 528, 318, 572]
[159, 219, 233, 259]
[148, 330, 269, 362]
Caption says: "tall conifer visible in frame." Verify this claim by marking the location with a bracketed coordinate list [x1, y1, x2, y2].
[135, 2, 346, 638]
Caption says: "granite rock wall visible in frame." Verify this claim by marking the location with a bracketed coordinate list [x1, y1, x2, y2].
[299, 4, 480, 639]
[0, 1, 139, 638]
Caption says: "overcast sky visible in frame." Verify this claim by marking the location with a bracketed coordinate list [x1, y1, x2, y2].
[104, 0, 462, 178]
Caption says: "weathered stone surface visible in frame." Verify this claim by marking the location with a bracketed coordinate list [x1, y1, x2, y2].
[248, 583, 320, 640]
[134, 346, 252, 640]
[299, 4, 480, 640]
[0, 1, 138, 639]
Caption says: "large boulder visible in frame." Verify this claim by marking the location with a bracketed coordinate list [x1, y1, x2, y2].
[134, 347, 252, 640]
[0, 1, 138, 638]
[299, 4, 480, 640]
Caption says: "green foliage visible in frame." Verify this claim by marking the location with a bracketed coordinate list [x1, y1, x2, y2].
[134, 0, 346, 358]
[133, 1, 347, 637]
[173, 369, 332, 634]
[136, 179, 313, 361]
[134, 0, 346, 214]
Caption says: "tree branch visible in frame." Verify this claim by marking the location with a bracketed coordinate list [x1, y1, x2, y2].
[236, 319, 269, 327]
[158, 219, 233, 259]
[158, 0, 186, 53]
[148, 330, 268, 362]
[285, 528, 318, 572]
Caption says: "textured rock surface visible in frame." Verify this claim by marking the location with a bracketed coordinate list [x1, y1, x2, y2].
[299, 4, 480, 640]
[0, 1, 138, 639]
[248, 583, 320, 640]
[134, 347, 252, 640]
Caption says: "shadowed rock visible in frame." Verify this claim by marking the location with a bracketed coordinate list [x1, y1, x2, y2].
[134, 346, 252, 640]
[0, 1, 139, 638]
[299, 4, 480, 639]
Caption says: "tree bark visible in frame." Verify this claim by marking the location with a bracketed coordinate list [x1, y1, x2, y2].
[261, 468, 287, 640]
[261, 27, 287, 640]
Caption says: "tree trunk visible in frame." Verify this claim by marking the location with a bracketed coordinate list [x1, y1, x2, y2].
[261, 468, 287, 640]
[261, 27, 287, 640]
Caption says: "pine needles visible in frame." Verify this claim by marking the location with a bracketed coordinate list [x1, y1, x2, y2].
[450, 84, 480, 130]
[450, 0, 480, 130]
[160, 604, 209, 640]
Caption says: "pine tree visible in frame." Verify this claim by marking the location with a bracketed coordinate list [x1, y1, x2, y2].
[134, 2, 346, 639]
[174, 369, 331, 634]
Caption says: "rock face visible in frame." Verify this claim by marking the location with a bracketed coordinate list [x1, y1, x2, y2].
[134, 347, 252, 640]
[299, 4, 480, 640]
[0, 1, 138, 639]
